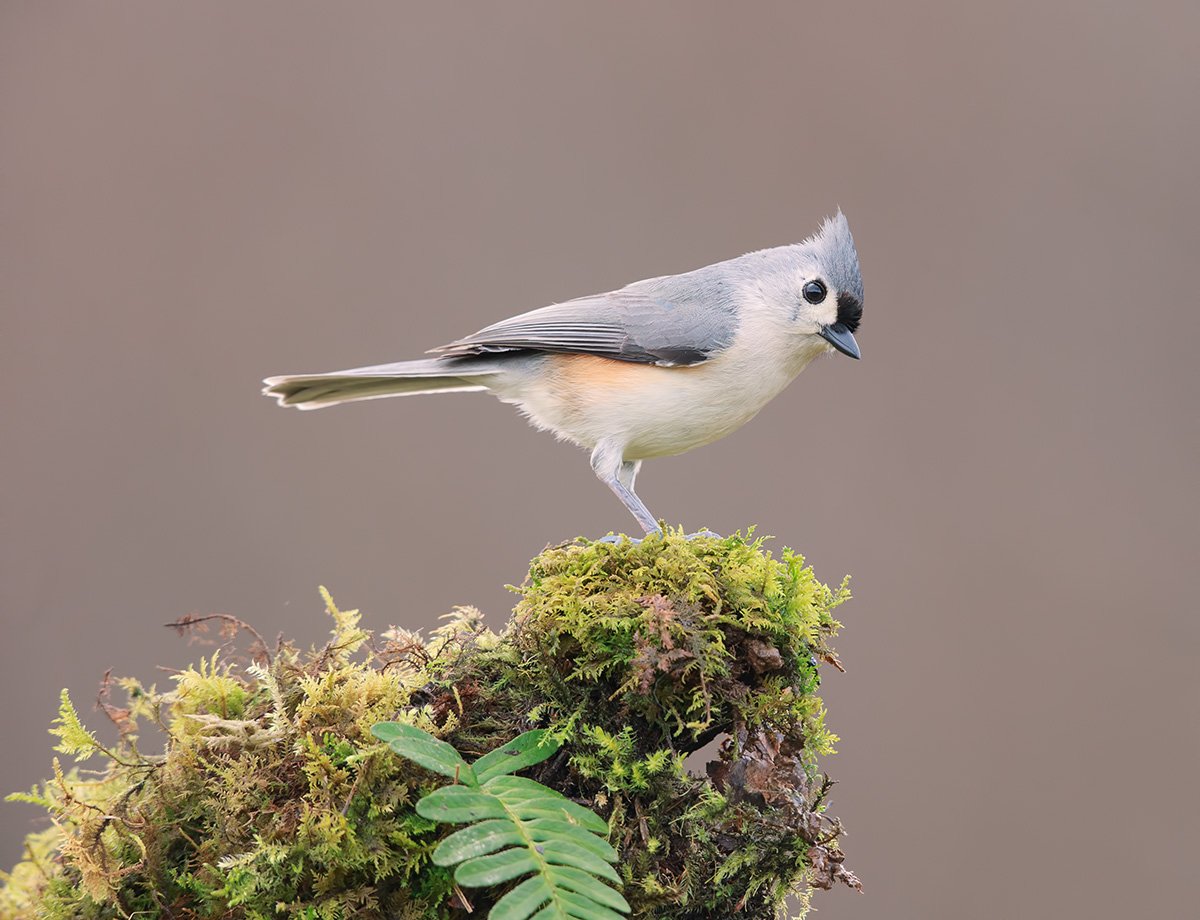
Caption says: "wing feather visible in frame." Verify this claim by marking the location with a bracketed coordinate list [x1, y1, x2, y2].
[430, 276, 739, 367]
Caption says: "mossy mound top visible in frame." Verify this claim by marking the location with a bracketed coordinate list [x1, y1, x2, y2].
[1, 530, 859, 920]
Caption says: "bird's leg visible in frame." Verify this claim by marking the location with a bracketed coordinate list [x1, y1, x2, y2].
[590, 443, 660, 539]
[617, 459, 640, 493]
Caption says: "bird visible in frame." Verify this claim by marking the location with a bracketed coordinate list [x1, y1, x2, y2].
[264, 211, 863, 537]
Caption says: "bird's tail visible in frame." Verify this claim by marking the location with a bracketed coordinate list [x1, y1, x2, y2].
[263, 357, 504, 410]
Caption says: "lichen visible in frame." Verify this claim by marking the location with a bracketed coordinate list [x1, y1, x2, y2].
[1, 529, 859, 919]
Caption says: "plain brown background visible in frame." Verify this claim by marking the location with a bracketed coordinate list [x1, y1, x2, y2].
[2, 3, 1197, 917]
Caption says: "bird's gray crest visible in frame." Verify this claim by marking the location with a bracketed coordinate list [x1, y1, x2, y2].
[805, 210, 863, 304]
[729, 211, 863, 306]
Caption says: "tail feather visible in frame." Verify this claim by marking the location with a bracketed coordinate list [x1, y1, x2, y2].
[263, 357, 501, 410]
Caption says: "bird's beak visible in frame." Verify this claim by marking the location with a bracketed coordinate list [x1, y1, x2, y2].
[819, 322, 861, 359]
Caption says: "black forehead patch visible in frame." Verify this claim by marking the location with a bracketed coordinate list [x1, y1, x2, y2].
[837, 291, 862, 333]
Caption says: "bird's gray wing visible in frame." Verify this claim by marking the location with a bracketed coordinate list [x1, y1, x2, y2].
[429, 274, 740, 367]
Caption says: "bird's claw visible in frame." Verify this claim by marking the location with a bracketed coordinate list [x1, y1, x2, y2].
[596, 529, 721, 545]
[598, 534, 642, 545]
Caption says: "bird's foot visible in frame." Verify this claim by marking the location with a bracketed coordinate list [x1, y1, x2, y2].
[598, 534, 642, 545]
[596, 529, 720, 545]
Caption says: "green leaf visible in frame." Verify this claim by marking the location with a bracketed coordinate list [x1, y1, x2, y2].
[455, 849, 538, 887]
[491, 876, 552, 920]
[553, 885, 629, 919]
[433, 819, 523, 865]
[368, 721, 417, 744]
[371, 721, 477, 785]
[539, 841, 620, 883]
[486, 776, 609, 833]
[547, 865, 630, 913]
[473, 729, 559, 783]
[527, 819, 618, 861]
[417, 786, 506, 823]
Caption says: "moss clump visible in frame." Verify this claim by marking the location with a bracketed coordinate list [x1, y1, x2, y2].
[1, 530, 859, 920]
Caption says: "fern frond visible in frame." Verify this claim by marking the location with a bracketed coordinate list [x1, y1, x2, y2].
[373, 724, 628, 920]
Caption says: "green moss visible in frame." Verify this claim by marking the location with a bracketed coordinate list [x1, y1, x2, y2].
[1, 530, 859, 919]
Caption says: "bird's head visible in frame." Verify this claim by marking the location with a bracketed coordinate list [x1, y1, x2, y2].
[784, 210, 864, 359]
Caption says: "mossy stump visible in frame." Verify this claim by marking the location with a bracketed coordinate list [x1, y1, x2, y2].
[1, 530, 860, 919]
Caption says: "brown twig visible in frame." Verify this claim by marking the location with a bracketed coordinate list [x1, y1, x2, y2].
[164, 613, 272, 666]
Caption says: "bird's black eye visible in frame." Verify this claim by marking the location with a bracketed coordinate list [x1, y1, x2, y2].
[802, 280, 827, 304]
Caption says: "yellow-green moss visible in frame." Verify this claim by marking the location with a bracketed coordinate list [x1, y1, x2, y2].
[1, 529, 859, 920]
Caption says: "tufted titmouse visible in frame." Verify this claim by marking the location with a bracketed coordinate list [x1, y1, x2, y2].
[264, 212, 863, 536]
